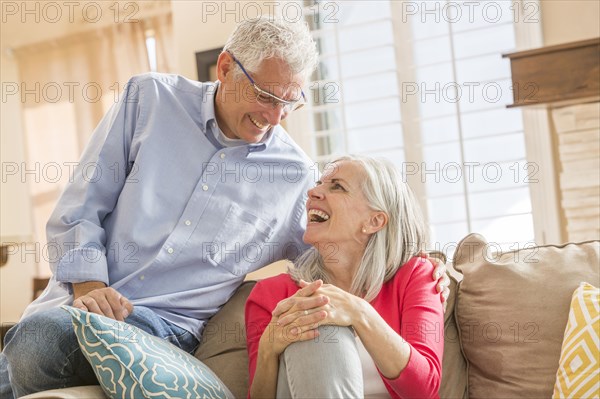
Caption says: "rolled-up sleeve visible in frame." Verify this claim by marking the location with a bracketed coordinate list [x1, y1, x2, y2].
[48, 78, 143, 286]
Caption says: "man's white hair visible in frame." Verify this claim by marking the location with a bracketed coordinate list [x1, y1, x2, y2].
[223, 16, 319, 82]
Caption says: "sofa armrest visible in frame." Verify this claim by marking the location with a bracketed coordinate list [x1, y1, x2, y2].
[21, 385, 106, 399]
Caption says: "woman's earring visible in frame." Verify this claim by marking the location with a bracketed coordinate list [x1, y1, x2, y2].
[362, 227, 367, 233]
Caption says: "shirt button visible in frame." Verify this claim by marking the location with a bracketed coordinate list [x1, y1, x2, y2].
[202, 185, 208, 191]
[139, 275, 145, 281]
[167, 247, 174, 254]
[220, 153, 226, 159]
[185, 220, 191, 226]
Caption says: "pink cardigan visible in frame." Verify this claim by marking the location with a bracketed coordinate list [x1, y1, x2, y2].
[245, 257, 444, 399]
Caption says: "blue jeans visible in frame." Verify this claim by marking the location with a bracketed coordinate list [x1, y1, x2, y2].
[0, 306, 198, 399]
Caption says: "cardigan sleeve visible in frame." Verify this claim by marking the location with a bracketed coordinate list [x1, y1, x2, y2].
[245, 276, 287, 392]
[384, 258, 444, 398]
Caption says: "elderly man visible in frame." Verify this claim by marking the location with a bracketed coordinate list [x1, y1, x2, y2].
[0, 16, 447, 398]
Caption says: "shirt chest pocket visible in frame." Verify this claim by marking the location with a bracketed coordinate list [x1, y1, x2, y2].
[206, 203, 276, 276]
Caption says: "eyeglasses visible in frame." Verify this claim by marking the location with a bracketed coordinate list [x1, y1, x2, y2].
[226, 50, 306, 112]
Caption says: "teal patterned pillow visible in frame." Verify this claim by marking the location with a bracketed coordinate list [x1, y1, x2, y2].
[62, 306, 232, 399]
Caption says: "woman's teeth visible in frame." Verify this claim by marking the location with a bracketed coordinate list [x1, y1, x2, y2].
[308, 209, 330, 223]
[250, 115, 267, 129]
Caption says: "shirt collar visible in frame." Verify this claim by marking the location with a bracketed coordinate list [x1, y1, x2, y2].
[200, 81, 218, 135]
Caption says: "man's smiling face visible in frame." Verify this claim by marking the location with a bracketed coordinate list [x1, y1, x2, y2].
[214, 52, 305, 144]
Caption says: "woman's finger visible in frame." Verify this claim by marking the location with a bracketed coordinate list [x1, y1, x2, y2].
[276, 297, 329, 326]
[272, 280, 324, 317]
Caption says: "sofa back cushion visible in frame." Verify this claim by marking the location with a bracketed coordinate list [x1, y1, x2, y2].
[453, 234, 600, 398]
[195, 281, 256, 399]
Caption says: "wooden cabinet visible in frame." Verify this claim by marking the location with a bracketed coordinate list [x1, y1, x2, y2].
[503, 38, 599, 107]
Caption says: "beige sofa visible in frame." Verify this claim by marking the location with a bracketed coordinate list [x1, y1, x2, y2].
[22, 234, 600, 398]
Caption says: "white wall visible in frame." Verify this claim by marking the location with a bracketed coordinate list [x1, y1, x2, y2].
[171, 1, 239, 79]
[541, 0, 600, 46]
[0, 52, 36, 323]
[171, 0, 282, 79]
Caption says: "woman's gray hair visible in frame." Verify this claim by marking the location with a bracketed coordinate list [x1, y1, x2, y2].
[289, 155, 428, 302]
[223, 16, 319, 81]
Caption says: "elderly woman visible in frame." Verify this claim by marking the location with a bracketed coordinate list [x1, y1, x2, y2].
[245, 155, 444, 398]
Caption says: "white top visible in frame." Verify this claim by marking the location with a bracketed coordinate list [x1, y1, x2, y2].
[356, 336, 392, 398]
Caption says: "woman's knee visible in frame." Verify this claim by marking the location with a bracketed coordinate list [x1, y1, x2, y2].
[285, 325, 357, 359]
[279, 326, 363, 397]
[283, 325, 361, 375]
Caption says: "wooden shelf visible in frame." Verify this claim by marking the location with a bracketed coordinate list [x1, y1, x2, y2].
[503, 38, 600, 107]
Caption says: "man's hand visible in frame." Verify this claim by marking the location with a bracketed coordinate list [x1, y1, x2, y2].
[419, 252, 451, 312]
[72, 282, 133, 321]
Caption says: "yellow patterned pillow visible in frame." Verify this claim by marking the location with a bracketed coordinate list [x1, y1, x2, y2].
[553, 282, 600, 398]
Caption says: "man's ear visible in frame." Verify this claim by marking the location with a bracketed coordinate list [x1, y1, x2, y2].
[367, 212, 388, 233]
[216, 51, 233, 82]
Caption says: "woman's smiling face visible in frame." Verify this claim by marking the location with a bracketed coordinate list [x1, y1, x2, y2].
[303, 161, 376, 249]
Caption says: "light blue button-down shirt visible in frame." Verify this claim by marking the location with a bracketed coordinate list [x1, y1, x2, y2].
[25, 73, 314, 339]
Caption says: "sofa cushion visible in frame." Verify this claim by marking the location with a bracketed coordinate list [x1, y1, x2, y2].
[453, 234, 600, 398]
[195, 281, 257, 399]
[21, 386, 106, 399]
[63, 306, 233, 399]
[553, 282, 599, 398]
